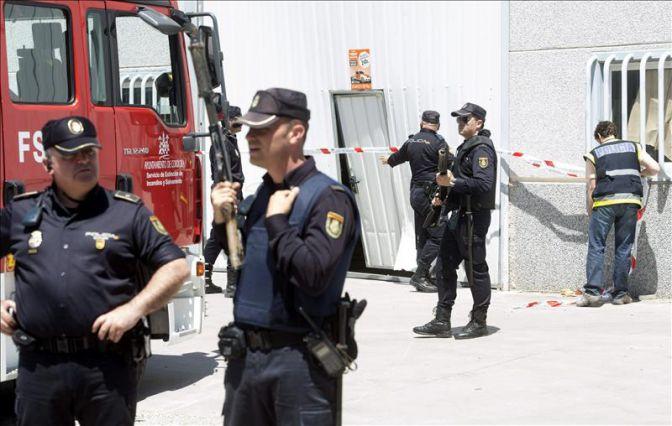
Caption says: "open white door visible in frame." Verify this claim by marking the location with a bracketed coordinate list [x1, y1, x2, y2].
[331, 91, 411, 269]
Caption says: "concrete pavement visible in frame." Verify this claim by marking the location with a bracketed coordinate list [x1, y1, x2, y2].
[134, 277, 672, 425]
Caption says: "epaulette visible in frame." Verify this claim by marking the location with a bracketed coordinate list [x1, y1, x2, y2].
[113, 190, 141, 204]
[330, 185, 346, 192]
[12, 191, 40, 201]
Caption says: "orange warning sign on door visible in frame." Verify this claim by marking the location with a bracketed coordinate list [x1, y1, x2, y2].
[349, 49, 371, 90]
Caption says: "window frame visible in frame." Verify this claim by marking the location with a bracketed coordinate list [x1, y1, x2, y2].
[109, 10, 187, 127]
[3, 0, 75, 105]
[586, 50, 672, 180]
[86, 9, 113, 107]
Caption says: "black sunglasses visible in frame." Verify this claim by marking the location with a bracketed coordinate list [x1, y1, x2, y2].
[456, 115, 471, 124]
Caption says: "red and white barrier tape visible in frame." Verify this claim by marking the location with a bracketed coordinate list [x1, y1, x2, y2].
[303, 146, 585, 177]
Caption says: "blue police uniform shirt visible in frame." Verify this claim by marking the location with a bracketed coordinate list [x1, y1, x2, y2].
[213, 157, 356, 298]
[387, 129, 449, 185]
[0, 185, 185, 338]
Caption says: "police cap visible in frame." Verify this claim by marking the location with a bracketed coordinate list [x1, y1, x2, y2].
[238, 88, 310, 129]
[451, 102, 487, 120]
[421, 110, 440, 124]
[41, 116, 101, 153]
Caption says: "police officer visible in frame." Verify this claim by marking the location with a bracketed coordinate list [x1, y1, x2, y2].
[0, 117, 189, 425]
[380, 111, 450, 292]
[413, 102, 497, 339]
[210, 88, 360, 425]
[204, 105, 245, 296]
[578, 121, 659, 307]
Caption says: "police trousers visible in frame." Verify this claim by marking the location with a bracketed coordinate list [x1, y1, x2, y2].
[410, 184, 444, 266]
[15, 350, 142, 426]
[223, 345, 337, 426]
[436, 209, 492, 311]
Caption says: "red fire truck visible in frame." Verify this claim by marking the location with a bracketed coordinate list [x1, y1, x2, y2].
[0, 0, 217, 382]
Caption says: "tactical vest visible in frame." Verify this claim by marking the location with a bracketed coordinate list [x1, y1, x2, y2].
[589, 140, 642, 208]
[234, 173, 360, 333]
[452, 135, 497, 211]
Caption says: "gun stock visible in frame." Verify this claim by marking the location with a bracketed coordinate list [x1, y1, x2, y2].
[188, 33, 243, 268]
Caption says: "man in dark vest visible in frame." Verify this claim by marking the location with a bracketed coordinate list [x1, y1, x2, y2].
[380, 111, 451, 293]
[413, 102, 497, 339]
[204, 105, 244, 296]
[578, 120, 659, 307]
[210, 88, 360, 425]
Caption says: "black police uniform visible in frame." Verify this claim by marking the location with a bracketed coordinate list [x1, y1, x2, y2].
[438, 132, 497, 314]
[0, 117, 185, 425]
[215, 158, 358, 425]
[1, 185, 185, 425]
[386, 111, 450, 291]
[413, 103, 497, 339]
[213, 88, 360, 426]
[203, 106, 245, 295]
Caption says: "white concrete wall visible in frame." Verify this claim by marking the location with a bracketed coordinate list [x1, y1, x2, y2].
[508, 1, 672, 296]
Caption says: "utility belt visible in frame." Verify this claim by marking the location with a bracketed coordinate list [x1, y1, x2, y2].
[219, 293, 367, 378]
[12, 324, 150, 364]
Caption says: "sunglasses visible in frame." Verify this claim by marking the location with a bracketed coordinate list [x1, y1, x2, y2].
[456, 115, 471, 124]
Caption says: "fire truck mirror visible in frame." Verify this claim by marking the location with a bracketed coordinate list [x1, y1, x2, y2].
[137, 7, 183, 36]
[199, 25, 223, 89]
[182, 135, 199, 153]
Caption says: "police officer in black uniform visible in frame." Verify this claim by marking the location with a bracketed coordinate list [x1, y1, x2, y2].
[204, 105, 245, 296]
[413, 103, 497, 339]
[0, 117, 189, 425]
[210, 88, 361, 425]
[381, 111, 450, 292]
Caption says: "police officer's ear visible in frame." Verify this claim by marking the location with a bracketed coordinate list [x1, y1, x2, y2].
[43, 155, 53, 174]
[286, 119, 307, 147]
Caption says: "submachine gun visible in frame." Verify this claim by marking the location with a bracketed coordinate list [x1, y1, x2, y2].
[137, 7, 244, 268]
[423, 148, 453, 229]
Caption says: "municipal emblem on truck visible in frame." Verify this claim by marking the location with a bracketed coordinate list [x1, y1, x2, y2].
[158, 133, 170, 159]
[68, 118, 84, 135]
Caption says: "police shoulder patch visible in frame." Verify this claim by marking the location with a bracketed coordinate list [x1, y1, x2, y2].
[325, 211, 344, 239]
[478, 157, 489, 169]
[114, 190, 141, 204]
[12, 191, 40, 201]
[149, 215, 169, 235]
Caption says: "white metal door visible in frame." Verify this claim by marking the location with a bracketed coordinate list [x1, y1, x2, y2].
[332, 91, 407, 269]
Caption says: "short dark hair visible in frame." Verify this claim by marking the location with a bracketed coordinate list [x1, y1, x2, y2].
[594, 121, 618, 140]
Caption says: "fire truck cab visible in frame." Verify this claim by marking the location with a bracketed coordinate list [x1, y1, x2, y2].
[0, 0, 210, 382]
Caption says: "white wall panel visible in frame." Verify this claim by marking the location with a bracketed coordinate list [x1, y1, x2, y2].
[205, 0, 503, 192]
[201, 1, 504, 277]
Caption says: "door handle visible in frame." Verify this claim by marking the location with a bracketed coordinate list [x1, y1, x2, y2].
[349, 174, 361, 194]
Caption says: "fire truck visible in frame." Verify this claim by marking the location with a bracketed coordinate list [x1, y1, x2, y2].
[0, 0, 223, 382]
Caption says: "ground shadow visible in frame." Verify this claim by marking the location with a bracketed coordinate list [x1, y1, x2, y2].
[138, 351, 220, 401]
[414, 325, 501, 339]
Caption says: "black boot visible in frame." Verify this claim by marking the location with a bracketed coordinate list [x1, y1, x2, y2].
[204, 264, 223, 294]
[224, 266, 237, 298]
[413, 306, 452, 337]
[410, 262, 438, 293]
[454, 308, 488, 339]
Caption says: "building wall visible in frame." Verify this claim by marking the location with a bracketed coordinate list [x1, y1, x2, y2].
[202, 1, 507, 277]
[508, 1, 672, 296]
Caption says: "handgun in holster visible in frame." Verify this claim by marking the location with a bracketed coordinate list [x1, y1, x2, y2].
[218, 322, 246, 360]
[300, 293, 367, 378]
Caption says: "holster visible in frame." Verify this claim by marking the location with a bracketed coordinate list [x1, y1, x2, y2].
[218, 322, 246, 360]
